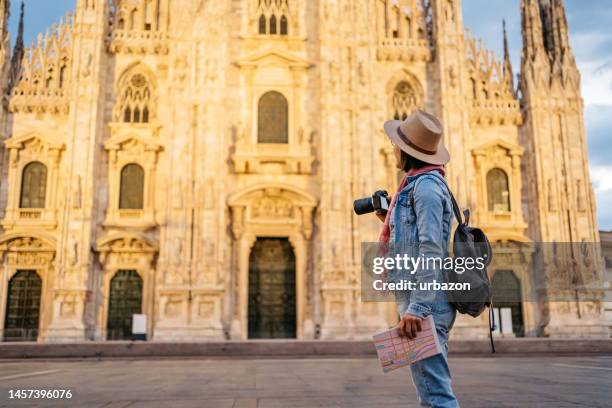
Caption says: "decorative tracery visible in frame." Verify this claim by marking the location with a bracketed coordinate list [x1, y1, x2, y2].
[256, 0, 290, 36]
[116, 69, 155, 124]
[392, 81, 418, 121]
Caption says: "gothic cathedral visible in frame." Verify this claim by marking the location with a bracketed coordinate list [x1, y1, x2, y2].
[0, 0, 606, 342]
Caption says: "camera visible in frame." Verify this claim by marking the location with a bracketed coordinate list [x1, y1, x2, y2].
[353, 190, 391, 215]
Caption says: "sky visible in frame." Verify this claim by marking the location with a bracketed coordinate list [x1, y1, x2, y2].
[5, 0, 612, 230]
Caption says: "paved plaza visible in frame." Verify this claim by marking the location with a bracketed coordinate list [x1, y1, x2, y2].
[0, 355, 610, 407]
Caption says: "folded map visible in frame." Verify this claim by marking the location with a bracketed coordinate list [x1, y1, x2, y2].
[372, 315, 442, 373]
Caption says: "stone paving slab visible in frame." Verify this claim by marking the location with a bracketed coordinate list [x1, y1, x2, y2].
[0, 356, 610, 407]
[1, 338, 611, 359]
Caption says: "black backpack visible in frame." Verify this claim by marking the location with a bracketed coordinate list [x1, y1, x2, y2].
[444, 187, 493, 317]
[410, 173, 496, 350]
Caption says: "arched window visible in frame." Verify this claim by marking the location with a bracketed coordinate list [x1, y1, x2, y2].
[259, 14, 266, 34]
[258, 91, 289, 144]
[270, 15, 277, 34]
[129, 9, 136, 30]
[118, 72, 153, 124]
[119, 164, 145, 210]
[470, 77, 477, 99]
[487, 168, 510, 212]
[392, 6, 400, 38]
[143, 0, 153, 30]
[280, 15, 288, 35]
[124, 107, 132, 123]
[482, 81, 488, 99]
[45, 69, 53, 88]
[20, 162, 47, 209]
[392, 81, 418, 121]
[404, 16, 412, 38]
[59, 66, 67, 88]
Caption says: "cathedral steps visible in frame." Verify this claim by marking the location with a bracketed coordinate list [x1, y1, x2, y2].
[0, 338, 610, 360]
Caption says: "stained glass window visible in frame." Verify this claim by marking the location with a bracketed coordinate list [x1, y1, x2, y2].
[20, 162, 47, 209]
[119, 164, 145, 210]
[258, 91, 289, 144]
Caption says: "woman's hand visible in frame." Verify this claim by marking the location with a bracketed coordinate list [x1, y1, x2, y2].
[396, 314, 423, 339]
[375, 210, 387, 223]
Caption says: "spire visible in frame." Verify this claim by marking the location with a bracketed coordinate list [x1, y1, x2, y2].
[0, 0, 8, 23]
[0, 0, 9, 44]
[502, 20, 515, 94]
[550, 0, 572, 60]
[539, 0, 553, 57]
[7, 0, 24, 93]
[521, 0, 546, 62]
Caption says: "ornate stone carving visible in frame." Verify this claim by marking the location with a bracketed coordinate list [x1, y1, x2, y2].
[95, 234, 158, 267]
[252, 197, 293, 219]
[228, 184, 316, 241]
[466, 32, 521, 126]
[8, 14, 72, 115]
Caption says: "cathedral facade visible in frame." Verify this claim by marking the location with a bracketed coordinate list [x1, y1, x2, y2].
[0, 0, 606, 343]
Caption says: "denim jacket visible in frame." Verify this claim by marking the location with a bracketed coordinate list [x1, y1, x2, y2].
[388, 171, 453, 318]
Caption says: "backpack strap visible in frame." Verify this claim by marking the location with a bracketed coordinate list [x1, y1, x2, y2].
[409, 172, 465, 227]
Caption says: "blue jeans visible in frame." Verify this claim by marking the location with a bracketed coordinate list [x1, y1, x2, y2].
[397, 298, 459, 408]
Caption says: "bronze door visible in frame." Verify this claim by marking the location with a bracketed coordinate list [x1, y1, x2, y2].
[492, 270, 524, 337]
[248, 238, 296, 339]
[4, 270, 42, 342]
[107, 270, 143, 340]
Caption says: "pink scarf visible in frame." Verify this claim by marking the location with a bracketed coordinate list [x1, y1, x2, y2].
[378, 165, 446, 245]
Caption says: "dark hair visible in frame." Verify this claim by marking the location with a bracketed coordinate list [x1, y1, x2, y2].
[400, 150, 429, 172]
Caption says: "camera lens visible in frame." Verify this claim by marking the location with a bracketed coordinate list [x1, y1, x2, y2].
[353, 197, 375, 215]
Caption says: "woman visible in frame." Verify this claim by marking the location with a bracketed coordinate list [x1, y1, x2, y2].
[379, 109, 459, 408]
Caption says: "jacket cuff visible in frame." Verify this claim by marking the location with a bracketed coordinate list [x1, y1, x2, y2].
[405, 303, 432, 318]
